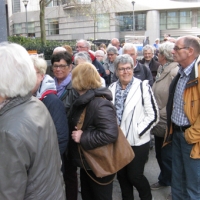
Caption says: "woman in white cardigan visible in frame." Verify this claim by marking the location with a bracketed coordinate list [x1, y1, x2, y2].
[109, 54, 159, 200]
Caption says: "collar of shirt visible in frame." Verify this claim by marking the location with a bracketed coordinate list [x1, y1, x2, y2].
[178, 59, 196, 78]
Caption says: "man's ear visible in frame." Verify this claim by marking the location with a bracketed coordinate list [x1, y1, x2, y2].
[188, 47, 194, 56]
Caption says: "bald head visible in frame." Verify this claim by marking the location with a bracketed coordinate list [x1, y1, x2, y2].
[182, 36, 200, 56]
[111, 38, 120, 50]
[53, 47, 66, 55]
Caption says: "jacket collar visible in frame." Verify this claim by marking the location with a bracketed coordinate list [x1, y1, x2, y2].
[185, 55, 200, 89]
[0, 93, 32, 115]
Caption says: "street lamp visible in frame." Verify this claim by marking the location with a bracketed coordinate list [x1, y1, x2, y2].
[22, 0, 29, 36]
[131, 1, 135, 36]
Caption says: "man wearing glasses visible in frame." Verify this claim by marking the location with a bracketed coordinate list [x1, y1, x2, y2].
[164, 35, 200, 200]
[76, 39, 107, 82]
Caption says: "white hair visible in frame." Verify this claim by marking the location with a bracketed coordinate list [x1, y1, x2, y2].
[142, 44, 154, 54]
[0, 42, 37, 98]
[95, 50, 104, 57]
[122, 43, 137, 54]
[53, 47, 66, 54]
[76, 39, 90, 48]
[31, 56, 47, 75]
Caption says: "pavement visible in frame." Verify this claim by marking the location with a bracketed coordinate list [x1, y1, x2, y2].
[78, 147, 171, 200]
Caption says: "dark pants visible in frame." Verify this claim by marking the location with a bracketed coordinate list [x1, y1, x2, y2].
[154, 135, 172, 186]
[64, 159, 78, 200]
[117, 142, 152, 200]
[80, 168, 114, 200]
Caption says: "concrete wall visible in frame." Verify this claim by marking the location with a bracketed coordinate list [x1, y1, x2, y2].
[0, 0, 8, 42]
[146, 10, 160, 45]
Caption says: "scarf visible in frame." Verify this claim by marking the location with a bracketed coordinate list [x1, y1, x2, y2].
[115, 77, 134, 125]
[55, 73, 72, 98]
[156, 62, 170, 80]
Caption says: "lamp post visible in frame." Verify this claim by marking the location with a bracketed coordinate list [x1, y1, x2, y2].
[131, 1, 135, 36]
[22, 0, 29, 37]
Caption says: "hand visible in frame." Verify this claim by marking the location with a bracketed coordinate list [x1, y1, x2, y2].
[72, 126, 83, 143]
[106, 69, 110, 75]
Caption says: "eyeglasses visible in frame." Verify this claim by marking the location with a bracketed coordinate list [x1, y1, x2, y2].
[173, 46, 189, 51]
[107, 54, 116, 56]
[118, 67, 132, 73]
[52, 64, 68, 70]
[76, 46, 87, 49]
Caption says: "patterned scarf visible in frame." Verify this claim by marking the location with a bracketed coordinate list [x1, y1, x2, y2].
[54, 73, 72, 98]
[115, 77, 134, 125]
[156, 62, 170, 80]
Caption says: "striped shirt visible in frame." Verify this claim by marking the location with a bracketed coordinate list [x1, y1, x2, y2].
[171, 60, 196, 126]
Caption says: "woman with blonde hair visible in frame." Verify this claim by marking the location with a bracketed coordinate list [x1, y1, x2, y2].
[68, 62, 118, 200]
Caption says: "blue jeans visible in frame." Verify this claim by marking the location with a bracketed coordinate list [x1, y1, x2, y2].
[172, 130, 200, 200]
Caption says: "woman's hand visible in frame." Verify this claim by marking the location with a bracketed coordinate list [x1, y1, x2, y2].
[72, 126, 83, 143]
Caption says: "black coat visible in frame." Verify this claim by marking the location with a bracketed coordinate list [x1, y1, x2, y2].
[68, 87, 118, 168]
[139, 58, 160, 82]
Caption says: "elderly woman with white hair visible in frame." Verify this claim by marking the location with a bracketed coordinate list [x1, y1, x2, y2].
[0, 43, 65, 199]
[150, 42, 179, 195]
[109, 54, 159, 200]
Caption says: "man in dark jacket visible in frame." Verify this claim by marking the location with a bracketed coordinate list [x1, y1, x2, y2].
[139, 44, 160, 82]
[112, 43, 153, 87]
[76, 39, 107, 81]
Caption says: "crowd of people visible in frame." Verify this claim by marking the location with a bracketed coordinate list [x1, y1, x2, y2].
[0, 34, 200, 200]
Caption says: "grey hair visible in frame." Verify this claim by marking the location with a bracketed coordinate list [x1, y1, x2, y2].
[76, 39, 90, 48]
[122, 43, 137, 54]
[107, 46, 118, 54]
[159, 42, 174, 62]
[31, 56, 47, 75]
[74, 51, 92, 64]
[53, 46, 66, 54]
[142, 44, 154, 54]
[95, 50, 104, 57]
[182, 35, 200, 56]
[114, 54, 134, 70]
[0, 42, 37, 98]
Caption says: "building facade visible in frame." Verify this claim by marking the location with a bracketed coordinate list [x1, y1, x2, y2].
[6, 0, 200, 44]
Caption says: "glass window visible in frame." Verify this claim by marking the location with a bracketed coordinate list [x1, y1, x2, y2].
[135, 13, 146, 30]
[28, 22, 35, 33]
[180, 11, 192, 28]
[160, 10, 192, 30]
[12, 0, 20, 13]
[197, 10, 200, 27]
[97, 14, 110, 31]
[116, 12, 146, 32]
[13, 23, 22, 35]
[46, 0, 60, 7]
[167, 11, 179, 29]
[160, 12, 166, 30]
[48, 19, 59, 35]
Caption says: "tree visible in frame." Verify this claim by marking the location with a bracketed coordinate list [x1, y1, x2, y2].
[39, 0, 53, 46]
[39, 0, 123, 45]
[65, 0, 123, 40]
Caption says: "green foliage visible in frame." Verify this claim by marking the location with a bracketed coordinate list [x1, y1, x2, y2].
[8, 36, 76, 60]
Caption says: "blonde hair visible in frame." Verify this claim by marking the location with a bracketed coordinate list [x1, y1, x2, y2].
[31, 56, 47, 75]
[72, 63, 102, 91]
[62, 45, 73, 55]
